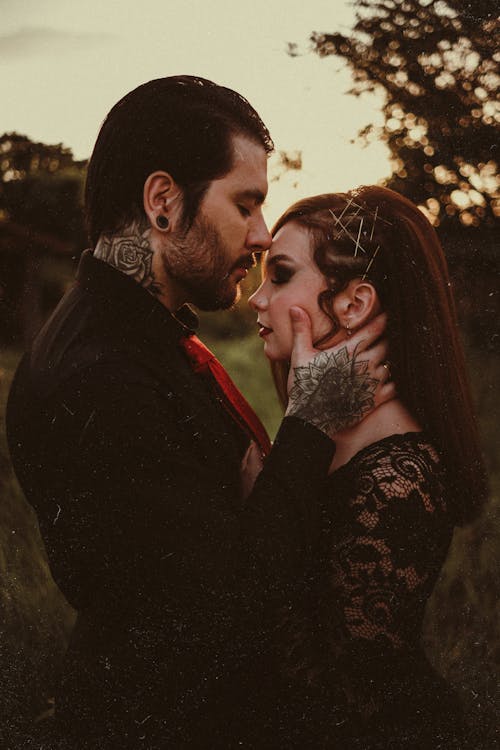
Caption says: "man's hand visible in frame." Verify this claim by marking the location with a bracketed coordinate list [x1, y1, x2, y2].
[240, 441, 264, 500]
[285, 307, 395, 439]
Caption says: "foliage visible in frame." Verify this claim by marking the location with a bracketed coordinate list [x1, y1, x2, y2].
[0, 350, 75, 738]
[0, 133, 87, 245]
[1, 334, 498, 738]
[198, 267, 284, 437]
[0, 133, 82, 179]
[309, 0, 500, 714]
[311, 0, 499, 231]
[270, 150, 303, 185]
[0, 116, 497, 738]
[423, 343, 500, 734]
[199, 328, 283, 438]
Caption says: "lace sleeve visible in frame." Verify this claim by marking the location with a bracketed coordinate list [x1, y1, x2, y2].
[328, 438, 451, 650]
[279, 436, 454, 724]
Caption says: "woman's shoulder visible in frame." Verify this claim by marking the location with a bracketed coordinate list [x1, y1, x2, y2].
[350, 431, 442, 473]
[332, 432, 450, 518]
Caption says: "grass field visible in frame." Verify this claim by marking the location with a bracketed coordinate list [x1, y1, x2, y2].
[202, 326, 500, 735]
[1, 332, 498, 740]
[0, 349, 75, 735]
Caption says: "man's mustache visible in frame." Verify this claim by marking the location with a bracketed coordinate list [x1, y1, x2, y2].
[230, 253, 256, 272]
[219, 254, 256, 283]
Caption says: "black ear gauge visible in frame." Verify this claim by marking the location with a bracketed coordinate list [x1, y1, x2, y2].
[156, 215, 169, 230]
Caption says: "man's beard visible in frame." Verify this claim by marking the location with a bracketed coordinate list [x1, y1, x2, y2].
[161, 212, 248, 311]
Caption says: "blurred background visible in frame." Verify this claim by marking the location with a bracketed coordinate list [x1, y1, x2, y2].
[1, 0, 498, 742]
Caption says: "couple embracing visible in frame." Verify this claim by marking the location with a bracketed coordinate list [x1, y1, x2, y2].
[7, 76, 486, 748]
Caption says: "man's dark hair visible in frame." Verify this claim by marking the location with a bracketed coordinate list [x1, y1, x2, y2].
[85, 75, 274, 245]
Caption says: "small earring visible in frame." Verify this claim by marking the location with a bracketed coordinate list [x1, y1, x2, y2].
[156, 215, 169, 230]
[345, 321, 353, 336]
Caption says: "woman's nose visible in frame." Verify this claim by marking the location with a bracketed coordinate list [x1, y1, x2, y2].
[248, 283, 267, 311]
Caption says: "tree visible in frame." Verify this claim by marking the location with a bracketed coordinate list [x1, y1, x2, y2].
[0, 134, 87, 343]
[0, 136, 84, 735]
[308, 4, 500, 733]
[0, 133, 87, 244]
[310, 0, 498, 231]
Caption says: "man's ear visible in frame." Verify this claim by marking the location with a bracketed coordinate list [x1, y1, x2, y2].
[333, 278, 381, 333]
[143, 171, 184, 231]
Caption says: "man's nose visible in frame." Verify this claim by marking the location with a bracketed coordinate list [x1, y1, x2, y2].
[247, 213, 272, 252]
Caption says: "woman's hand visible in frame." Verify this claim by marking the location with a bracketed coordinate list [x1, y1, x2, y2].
[240, 441, 264, 500]
[285, 307, 395, 439]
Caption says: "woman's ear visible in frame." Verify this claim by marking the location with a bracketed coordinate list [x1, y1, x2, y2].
[333, 278, 381, 333]
[143, 171, 184, 232]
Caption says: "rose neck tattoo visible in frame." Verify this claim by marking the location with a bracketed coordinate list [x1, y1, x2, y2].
[94, 220, 163, 297]
[286, 345, 379, 439]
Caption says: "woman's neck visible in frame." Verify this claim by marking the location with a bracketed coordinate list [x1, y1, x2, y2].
[329, 398, 422, 473]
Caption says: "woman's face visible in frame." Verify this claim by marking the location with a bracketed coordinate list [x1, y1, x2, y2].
[249, 222, 344, 361]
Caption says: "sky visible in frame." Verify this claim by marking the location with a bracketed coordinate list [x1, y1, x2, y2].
[1, 0, 390, 222]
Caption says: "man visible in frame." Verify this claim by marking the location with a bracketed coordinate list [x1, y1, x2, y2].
[7, 76, 391, 748]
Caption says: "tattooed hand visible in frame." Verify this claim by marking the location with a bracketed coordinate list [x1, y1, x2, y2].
[285, 308, 394, 439]
[94, 220, 163, 296]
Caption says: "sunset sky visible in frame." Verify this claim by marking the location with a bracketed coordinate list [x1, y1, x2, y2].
[1, 0, 391, 222]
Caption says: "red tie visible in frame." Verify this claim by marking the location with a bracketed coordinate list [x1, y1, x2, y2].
[179, 334, 271, 458]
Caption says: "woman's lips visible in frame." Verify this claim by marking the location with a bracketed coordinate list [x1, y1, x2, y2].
[258, 325, 273, 338]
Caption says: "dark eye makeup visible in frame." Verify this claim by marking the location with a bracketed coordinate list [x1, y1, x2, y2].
[270, 264, 294, 285]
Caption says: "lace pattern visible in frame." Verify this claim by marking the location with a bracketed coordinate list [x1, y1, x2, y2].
[278, 433, 455, 725]
[326, 435, 449, 647]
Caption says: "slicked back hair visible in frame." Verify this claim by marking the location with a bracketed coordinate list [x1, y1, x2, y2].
[85, 75, 273, 245]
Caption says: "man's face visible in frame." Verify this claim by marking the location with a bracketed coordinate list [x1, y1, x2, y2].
[162, 134, 272, 311]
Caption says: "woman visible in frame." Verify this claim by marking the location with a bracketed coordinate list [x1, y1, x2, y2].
[248, 186, 487, 748]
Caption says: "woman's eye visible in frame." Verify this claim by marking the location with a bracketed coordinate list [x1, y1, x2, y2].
[270, 267, 292, 285]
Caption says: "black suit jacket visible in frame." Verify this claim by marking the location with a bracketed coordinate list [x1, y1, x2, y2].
[7, 251, 333, 748]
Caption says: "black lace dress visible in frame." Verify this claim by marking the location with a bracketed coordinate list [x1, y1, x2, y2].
[273, 433, 468, 749]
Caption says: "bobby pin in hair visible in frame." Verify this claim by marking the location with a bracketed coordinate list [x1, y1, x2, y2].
[361, 244, 381, 281]
[369, 206, 378, 241]
[328, 207, 368, 255]
[354, 218, 364, 257]
[329, 199, 392, 259]
[348, 198, 393, 227]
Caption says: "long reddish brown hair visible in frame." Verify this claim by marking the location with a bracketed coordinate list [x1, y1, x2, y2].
[270, 186, 487, 524]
